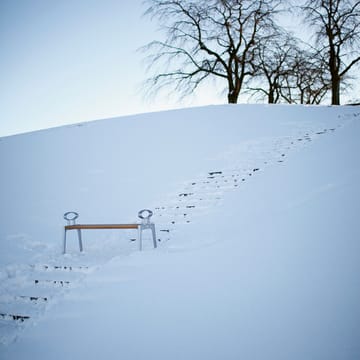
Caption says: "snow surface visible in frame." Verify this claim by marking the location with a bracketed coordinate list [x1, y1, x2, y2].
[1, 104, 360, 359]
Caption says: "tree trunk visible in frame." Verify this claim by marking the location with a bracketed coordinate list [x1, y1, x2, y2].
[268, 89, 275, 104]
[331, 77, 340, 105]
[227, 91, 239, 103]
[329, 36, 340, 105]
[300, 90, 304, 104]
[227, 76, 242, 103]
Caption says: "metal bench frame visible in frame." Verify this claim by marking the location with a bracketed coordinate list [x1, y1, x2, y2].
[63, 210, 156, 253]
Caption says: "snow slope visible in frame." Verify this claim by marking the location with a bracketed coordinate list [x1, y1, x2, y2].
[1, 104, 360, 359]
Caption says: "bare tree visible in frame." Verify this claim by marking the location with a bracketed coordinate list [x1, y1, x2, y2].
[247, 33, 299, 104]
[301, 0, 360, 105]
[274, 46, 332, 105]
[290, 50, 331, 104]
[247, 35, 333, 105]
[142, 0, 281, 104]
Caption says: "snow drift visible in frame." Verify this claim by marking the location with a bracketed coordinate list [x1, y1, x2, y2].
[1, 104, 359, 359]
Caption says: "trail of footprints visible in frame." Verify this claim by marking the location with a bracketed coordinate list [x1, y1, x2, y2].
[1, 118, 352, 345]
[0, 264, 91, 344]
[152, 126, 341, 242]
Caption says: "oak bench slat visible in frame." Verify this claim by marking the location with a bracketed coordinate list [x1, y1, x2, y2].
[65, 224, 139, 230]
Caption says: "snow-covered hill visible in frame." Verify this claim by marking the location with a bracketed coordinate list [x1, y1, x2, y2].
[1, 104, 359, 359]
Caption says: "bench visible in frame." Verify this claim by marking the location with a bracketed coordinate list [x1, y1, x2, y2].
[63, 210, 157, 254]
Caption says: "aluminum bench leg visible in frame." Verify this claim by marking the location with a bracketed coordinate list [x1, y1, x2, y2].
[63, 229, 67, 254]
[138, 226, 143, 251]
[77, 229, 83, 252]
[151, 224, 157, 248]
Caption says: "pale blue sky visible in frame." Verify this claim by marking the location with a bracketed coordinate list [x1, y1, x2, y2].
[0, 0, 222, 136]
[1, 1, 358, 137]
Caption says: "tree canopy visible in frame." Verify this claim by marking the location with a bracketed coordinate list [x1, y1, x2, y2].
[142, 0, 360, 105]
[143, 0, 281, 103]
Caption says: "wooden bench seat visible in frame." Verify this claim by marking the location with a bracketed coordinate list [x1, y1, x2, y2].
[65, 224, 139, 230]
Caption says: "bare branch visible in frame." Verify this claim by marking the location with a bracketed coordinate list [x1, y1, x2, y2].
[142, 0, 282, 104]
[300, 0, 360, 104]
